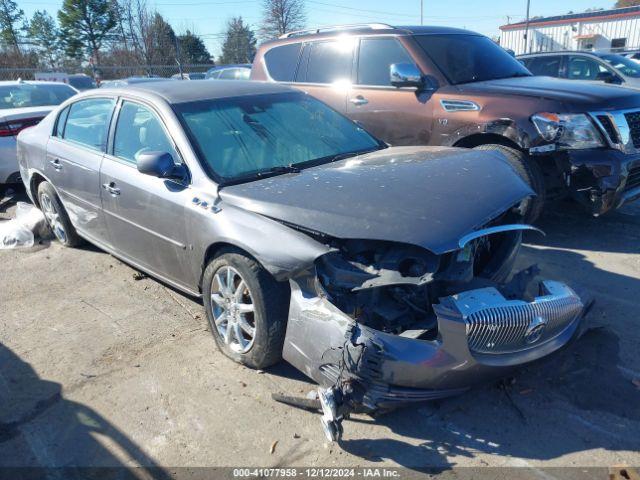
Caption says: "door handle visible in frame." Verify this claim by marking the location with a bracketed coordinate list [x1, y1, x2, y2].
[102, 182, 121, 197]
[349, 96, 369, 106]
[49, 158, 62, 171]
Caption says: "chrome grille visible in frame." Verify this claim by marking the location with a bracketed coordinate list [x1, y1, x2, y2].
[627, 165, 640, 191]
[591, 109, 640, 153]
[465, 295, 583, 354]
[596, 115, 619, 143]
[625, 111, 640, 149]
[434, 281, 584, 355]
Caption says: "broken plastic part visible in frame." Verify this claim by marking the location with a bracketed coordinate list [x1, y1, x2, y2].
[0, 202, 48, 249]
[318, 387, 344, 442]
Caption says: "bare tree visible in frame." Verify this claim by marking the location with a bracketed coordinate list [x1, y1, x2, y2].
[259, 0, 305, 41]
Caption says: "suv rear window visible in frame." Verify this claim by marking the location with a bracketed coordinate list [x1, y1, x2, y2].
[300, 40, 354, 84]
[264, 43, 302, 81]
[415, 34, 531, 85]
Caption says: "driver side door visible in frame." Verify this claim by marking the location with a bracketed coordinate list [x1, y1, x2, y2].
[99, 98, 194, 289]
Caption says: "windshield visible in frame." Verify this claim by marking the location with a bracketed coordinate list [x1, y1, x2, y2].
[414, 34, 532, 85]
[0, 83, 76, 110]
[175, 92, 383, 183]
[600, 54, 640, 78]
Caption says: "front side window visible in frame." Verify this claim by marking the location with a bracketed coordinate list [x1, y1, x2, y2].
[264, 43, 302, 81]
[175, 92, 382, 182]
[524, 56, 561, 77]
[63, 98, 115, 151]
[0, 83, 76, 110]
[113, 101, 178, 164]
[567, 56, 608, 80]
[302, 40, 354, 84]
[414, 34, 531, 85]
[357, 38, 414, 86]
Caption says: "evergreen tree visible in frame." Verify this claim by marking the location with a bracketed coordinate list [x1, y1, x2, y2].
[219, 17, 256, 64]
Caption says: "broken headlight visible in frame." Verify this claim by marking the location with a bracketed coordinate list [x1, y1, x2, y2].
[531, 113, 604, 150]
[315, 241, 440, 334]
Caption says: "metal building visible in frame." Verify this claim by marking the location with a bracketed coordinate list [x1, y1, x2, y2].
[500, 6, 640, 55]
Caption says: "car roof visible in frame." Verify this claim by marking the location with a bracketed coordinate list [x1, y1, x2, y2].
[263, 24, 479, 45]
[519, 51, 628, 60]
[93, 79, 296, 104]
[0, 80, 74, 86]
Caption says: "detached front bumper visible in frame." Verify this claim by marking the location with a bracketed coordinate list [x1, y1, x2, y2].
[558, 149, 640, 216]
[282, 273, 587, 412]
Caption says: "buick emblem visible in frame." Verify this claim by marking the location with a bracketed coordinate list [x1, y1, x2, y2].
[524, 316, 548, 344]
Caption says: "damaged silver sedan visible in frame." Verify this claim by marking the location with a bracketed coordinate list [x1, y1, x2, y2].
[17, 81, 588, 441]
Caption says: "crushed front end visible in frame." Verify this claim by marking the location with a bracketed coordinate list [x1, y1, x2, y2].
[281, 226, 589, 441]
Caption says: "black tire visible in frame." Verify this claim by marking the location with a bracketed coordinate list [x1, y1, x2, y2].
[203, 248, 290, 369]
[37, 181, 83, 247]
[473, 144, 546, 224]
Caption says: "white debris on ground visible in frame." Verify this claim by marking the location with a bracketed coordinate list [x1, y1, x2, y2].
[0, 202, 48, 249]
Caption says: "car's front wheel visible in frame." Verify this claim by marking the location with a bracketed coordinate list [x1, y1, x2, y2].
[203, 249, 290, 369]
[37, 181, 82, 247]
[473, 144, 546, 224]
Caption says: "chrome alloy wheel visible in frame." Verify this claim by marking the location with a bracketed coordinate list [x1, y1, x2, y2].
[40, 192, 66, 243]
[210, 266, 256, 353]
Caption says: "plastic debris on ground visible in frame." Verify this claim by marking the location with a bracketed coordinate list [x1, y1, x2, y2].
[0, 202, 48, 249]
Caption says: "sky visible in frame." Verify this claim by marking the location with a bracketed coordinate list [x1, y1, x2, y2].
[19, 0, 621, 58]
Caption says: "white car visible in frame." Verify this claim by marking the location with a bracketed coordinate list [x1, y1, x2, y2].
[1, 80, 77, 183]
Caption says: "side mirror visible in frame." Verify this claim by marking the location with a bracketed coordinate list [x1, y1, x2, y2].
[136, 151, 185, 180]
[596, 71, 620, 84]
[390, 63, 425, 89]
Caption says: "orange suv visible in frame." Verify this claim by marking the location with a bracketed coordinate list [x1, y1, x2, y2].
[251, 24, 640, 220]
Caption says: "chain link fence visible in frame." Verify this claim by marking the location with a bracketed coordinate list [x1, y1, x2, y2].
[0, 64, 215, 82]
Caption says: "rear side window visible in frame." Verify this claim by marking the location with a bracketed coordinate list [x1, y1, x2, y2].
[54, 106, 70, 137]
[301, 40, 354, 84]
[113, 101, 178, 164]
[357, 38, 414, 86]
[264, 43, 302, 81]
[63, 98, 115, 151]
[525, 56, 561, 77]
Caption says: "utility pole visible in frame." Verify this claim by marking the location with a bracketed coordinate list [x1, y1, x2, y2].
[420, 0, 423, 25]
[524, 0, 531, 54]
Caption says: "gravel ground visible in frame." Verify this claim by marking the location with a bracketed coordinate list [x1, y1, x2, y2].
[1, 186, 639, 478]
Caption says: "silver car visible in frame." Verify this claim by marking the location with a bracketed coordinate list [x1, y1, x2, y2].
[519, 51, 640, 90]
[17, 80, 588, 441]
[1, 81, 77, 183]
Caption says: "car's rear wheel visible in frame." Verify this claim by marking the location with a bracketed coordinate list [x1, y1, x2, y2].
[473, 144, 546, 224]
[37, 181, 82, 247]
[203, 249, 290, 369]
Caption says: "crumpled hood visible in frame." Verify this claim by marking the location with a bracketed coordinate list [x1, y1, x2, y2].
[219, 146, 533, 254]
[457, 76, 640, 111]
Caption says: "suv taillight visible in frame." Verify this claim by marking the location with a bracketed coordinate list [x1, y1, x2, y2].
[0, 117, 44, 137]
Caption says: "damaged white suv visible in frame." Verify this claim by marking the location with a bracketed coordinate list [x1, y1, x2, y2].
[17, 81, 589, 441]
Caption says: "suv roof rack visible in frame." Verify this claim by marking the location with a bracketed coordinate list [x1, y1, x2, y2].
[279, 23, 395, 39]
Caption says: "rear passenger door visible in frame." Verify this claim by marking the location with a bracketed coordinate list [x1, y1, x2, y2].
[347, 37, 434, 145]
[99, 99, 193, 287]
[293, 39, 354, 114]
[45, 97, 115, 244]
